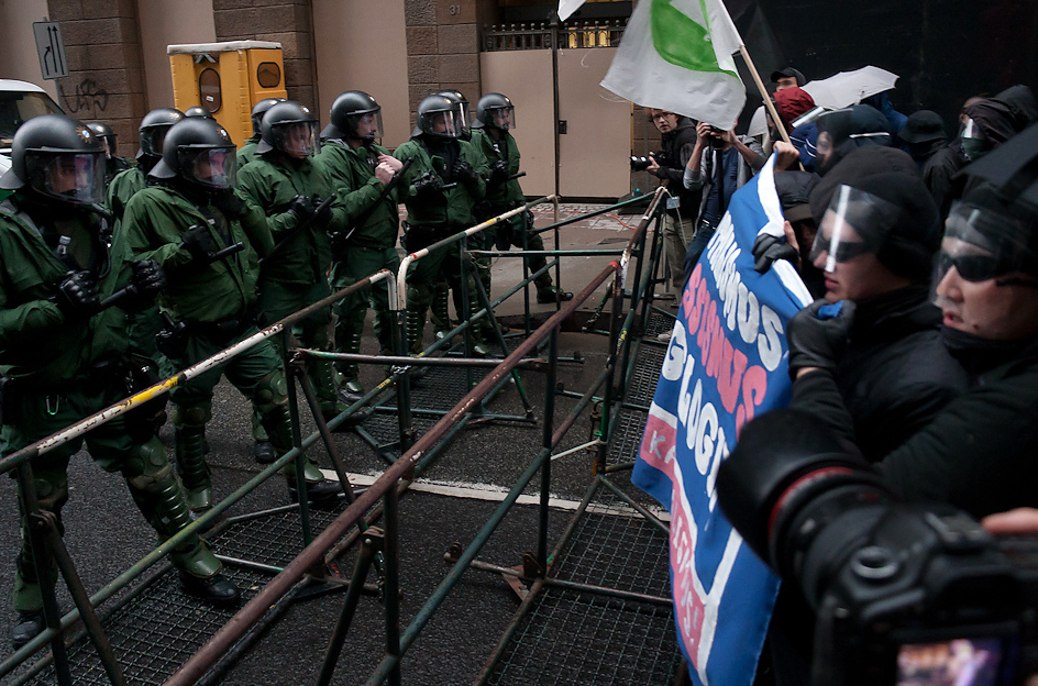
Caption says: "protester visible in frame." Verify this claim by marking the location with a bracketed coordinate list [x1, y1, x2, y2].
[774, 87, 820, 170]
[643, 109, 700, 291]
[770, 67, 806, 91]
[899, 109, 948, 167]
[782, 129, 1038, 517]
[681, 121, 765, 283]
[813, 104, 892, 176]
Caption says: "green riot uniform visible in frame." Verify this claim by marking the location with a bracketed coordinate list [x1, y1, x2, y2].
[394, 136, 486, 353]
[121, 184, 330, 510]
[236, 154, 347, 418]
[470, 128, 558, 298]
[237, 135, 260, 170]
[107, 166, 149, 222]
[315, 138, 400, 387]
[0, 193, 223, 613]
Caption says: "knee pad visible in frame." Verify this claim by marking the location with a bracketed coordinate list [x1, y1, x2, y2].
[253, 370, 288, 414]
[173, 403, 211, 429]
[123, 437, 173, 489]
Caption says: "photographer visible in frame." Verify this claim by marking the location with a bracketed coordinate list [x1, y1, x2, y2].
[682, 121, 765, 283]
[641, 109, 700, 291]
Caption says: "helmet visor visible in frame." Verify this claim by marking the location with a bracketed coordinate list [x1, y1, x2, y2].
[25, 151, 106, 206]
[348, 110, 383, 142]
[934, 201, 1038, 285]
[809, 184, 902, 273]
[487, 106, 516, 131]
[272, 121, 319, 157]
[179, 146, 237, 190]
[140, 125, 171, 157]
[423, 109, 465, 138]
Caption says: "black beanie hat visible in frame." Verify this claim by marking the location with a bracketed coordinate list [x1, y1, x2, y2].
[844, 172, 941, 280]
[809, 146, 920, 223]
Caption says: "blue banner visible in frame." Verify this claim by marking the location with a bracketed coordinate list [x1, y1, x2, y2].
[634, 158, 811, 686]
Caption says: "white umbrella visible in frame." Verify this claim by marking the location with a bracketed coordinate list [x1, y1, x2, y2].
[801, 66, 899, 110]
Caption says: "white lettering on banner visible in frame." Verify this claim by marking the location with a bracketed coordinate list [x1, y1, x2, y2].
[705, 216, 784, 372]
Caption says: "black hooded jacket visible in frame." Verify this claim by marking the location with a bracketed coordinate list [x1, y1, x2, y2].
[653, 117, 702, 219]
[795, 286, 969, 461]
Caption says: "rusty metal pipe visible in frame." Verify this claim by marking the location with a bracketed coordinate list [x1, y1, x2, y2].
[162, 261, 618, 686]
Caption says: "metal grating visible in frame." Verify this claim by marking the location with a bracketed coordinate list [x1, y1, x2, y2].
[207, 503, 354, 569]
[484, 587, 683, 686]
[643, 310, 676, 338]
[624, 346, 664, 408]
[552, 511, 670, 599]
[25, 567, 271, 686]
[606, 408, 648, 467]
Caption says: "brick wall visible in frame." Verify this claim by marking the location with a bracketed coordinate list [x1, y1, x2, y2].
[212, 0, 318, 109]
[404, 0, 483, 127]
[47, 0, 148, 158]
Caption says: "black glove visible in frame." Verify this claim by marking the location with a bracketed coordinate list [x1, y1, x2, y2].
[452, 160, 478, 186]
[413, 172, 443, 198]
[752, 233, 799, 274]
[495, 220, 514, 250]
[489, 160, 509, 184]
[287, 195, 316, 224]
[180, 224, 219, 262]
[130, 259, 166, 298]
[786, 299, 856, 380]
[310, 196, 333, 230]
[55, 271, 100, 319]
[211, 189, 245, 219]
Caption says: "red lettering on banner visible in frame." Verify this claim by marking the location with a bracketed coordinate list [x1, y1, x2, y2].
[717, 340, 748, 413]
[684, 264, 702, 327]
[736, 365, 768, 435]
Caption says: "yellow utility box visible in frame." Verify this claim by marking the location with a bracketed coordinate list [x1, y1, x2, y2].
[167, 40, 288, 147]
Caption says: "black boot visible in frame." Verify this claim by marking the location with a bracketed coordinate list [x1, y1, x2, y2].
[11, 610, 46, 650]
[287, 479, 344, 509]
[537, 286, 573, 304]
[178, 571, 241, 607]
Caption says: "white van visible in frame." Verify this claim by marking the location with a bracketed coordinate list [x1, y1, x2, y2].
[0, 79, 65, 175]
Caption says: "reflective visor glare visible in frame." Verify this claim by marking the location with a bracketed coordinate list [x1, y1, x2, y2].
[42, 153, 105, 204]
[492, 107, 516, 129]
[275, 122, 318, 156]
[186, 148, 236, 189]
[352, 111, 382, 139]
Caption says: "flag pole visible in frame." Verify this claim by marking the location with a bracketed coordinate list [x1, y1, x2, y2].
[737, 45, 793, 146]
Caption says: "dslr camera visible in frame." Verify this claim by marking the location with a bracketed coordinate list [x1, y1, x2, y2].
[630, 151, 668, 172]
[717, 410, 1038, 686]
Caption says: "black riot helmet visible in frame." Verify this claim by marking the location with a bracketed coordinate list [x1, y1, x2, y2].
[257, 100, 319, 158]
[324, 90, 382, 143]
[0, 114, 106, 207]
[437, 90, 471, 135]
[85, 121, 118, 158]
[414, 94, 465, 139]
[474, 92, 516, 131]
[250, 97, 285, 137]
[184, 106, 214, 120]
[149, 117, 236, 192]
[138, 107, 185, 159]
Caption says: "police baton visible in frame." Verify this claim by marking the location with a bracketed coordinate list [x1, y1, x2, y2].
[441, 170, 525, 190]
[98, 242, 245, 309]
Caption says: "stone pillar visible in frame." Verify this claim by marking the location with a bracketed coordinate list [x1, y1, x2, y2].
[404, 0, 482, 125]
[46, 0, 148, 158]
[212, 0, 318, 109]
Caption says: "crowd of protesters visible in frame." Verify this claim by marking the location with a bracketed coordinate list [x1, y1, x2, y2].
[643, 69, 1038, 685]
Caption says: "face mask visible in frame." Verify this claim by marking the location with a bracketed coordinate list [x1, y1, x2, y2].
[961, 136, 993, 161]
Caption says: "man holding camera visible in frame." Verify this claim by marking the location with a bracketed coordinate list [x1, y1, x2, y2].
[642, 109, 700, 291]
[682, 121, 765, 283]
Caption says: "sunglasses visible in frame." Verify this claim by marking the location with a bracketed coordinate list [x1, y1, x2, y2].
[938, 251, 1002, 282]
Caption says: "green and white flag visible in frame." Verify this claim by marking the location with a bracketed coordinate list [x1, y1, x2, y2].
[601, 0, 746, 130]
[558, 0, 586, 21]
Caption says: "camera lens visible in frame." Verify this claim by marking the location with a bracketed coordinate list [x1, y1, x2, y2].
[630, 155, 651, 172]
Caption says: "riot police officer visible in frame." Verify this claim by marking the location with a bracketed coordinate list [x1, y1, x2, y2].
[471, 93, 572, 304]
[0, 115, 240, 648]
[107, 108, 184, 223]
[238, 97, 286, 169]
[84, 120, 134, 190]
[316, 91, 403, 395]
[237, 101, 350, 421]
[121, 117, 341, 516]
[394, 94, 487, 354]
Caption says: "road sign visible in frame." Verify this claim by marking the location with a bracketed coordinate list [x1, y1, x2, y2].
[33, 21, 68, 80]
